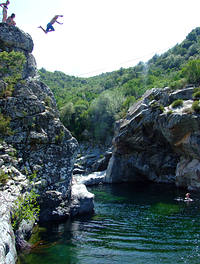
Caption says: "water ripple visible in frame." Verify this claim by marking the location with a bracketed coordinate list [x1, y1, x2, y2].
[19, 183, 200, 264]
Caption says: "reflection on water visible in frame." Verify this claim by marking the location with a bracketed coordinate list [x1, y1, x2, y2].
[18, 183, 200, 264]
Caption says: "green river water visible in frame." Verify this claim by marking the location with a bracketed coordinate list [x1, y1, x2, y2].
[18, 183, 200, 264]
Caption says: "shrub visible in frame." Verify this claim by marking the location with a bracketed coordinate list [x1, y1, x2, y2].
[150, 102, 164, 112]
[44, 95, 52, 107]
[0, 51, 26, 98]
[159, 104, 165, 112]
[11, 169, 40, 230]
[0, 112, 12, 137]
[167, 110, 173, 115]
[55, 130, 64, 143]
[192, 101, 200, 113]
[0, 51, 25, 77]
[182, 59, 200, 85]
[193, 91, 200, 99]
[193, 87, 200, 93]
[11, 189, 40, 231]
[121, 96, 136, 111]
[170, 78, 186, 90]
[171, 99, 183, 108]
[0, 170, 8, 184]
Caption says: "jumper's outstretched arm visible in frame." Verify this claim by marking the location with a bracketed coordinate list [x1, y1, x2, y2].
[56, 21, 63, 25]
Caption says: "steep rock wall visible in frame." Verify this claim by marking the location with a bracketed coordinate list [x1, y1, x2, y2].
[0, 23, 90, 263]
[0, 23, 79, 221]
[106, 87, 200, 191]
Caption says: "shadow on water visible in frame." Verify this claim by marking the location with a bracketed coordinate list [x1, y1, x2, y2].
[17, 219, 79, 264]
[18, 182, 200, 264]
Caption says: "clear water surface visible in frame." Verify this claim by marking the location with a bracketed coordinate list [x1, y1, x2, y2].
[18, 183, 200, 264]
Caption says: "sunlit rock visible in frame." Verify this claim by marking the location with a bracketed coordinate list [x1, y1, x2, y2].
[106, 86, 200, 189]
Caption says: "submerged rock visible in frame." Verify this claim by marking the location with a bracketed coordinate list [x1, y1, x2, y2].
[15, 219, 34, 251]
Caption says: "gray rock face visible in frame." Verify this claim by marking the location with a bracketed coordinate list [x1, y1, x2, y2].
[0, 23, 33, 52]
[0, 24, 82, 263]
[106, 87, 200, 190]
[0, 142, 30, 263]
[91, 151, 112, 172]
[0, 204, 17, 264]
[0, 23, 37, 78]
[0, 23, 79, 221]
[74, 143, 111, 175]
[1, 77, 78, 223]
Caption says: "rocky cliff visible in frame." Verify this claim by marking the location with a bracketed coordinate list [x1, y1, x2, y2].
[106, 86, 200, 190]
[0, 23, 93, 263]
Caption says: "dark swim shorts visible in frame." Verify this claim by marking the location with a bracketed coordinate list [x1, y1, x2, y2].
[46, 23, 55, 32]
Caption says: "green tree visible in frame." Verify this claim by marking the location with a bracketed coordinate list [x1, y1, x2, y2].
[186, 31, 197, 41]
[60, 102, 75, 128]
[88, 90, 124, 142]
[182, 59, 200, 84]
[39, 27, 200, 143]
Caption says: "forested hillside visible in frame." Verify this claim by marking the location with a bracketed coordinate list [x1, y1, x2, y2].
[39, 27, 200, 143]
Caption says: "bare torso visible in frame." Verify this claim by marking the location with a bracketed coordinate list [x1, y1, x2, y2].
[3, 7, 7, 15]
[49, 15, 59, 25]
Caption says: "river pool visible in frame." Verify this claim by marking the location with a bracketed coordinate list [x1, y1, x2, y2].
[18, 183, 200, 264]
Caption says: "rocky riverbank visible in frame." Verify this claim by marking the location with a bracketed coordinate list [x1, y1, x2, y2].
[0, 23, 94, 263]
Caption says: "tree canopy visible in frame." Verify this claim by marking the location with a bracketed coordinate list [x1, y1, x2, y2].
[39, 27, 200, 143]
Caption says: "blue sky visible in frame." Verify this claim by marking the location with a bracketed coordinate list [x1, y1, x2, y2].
[3, 0, 200, 77]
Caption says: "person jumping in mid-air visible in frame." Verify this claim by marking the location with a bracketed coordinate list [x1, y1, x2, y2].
[0, 0, 10, 22]
[38, 15, 63, 34]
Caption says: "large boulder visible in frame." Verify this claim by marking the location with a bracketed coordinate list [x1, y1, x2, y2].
[106, 87, 200, 190]
[70, 179, 94, 217]
[0, 23, 37, 78]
